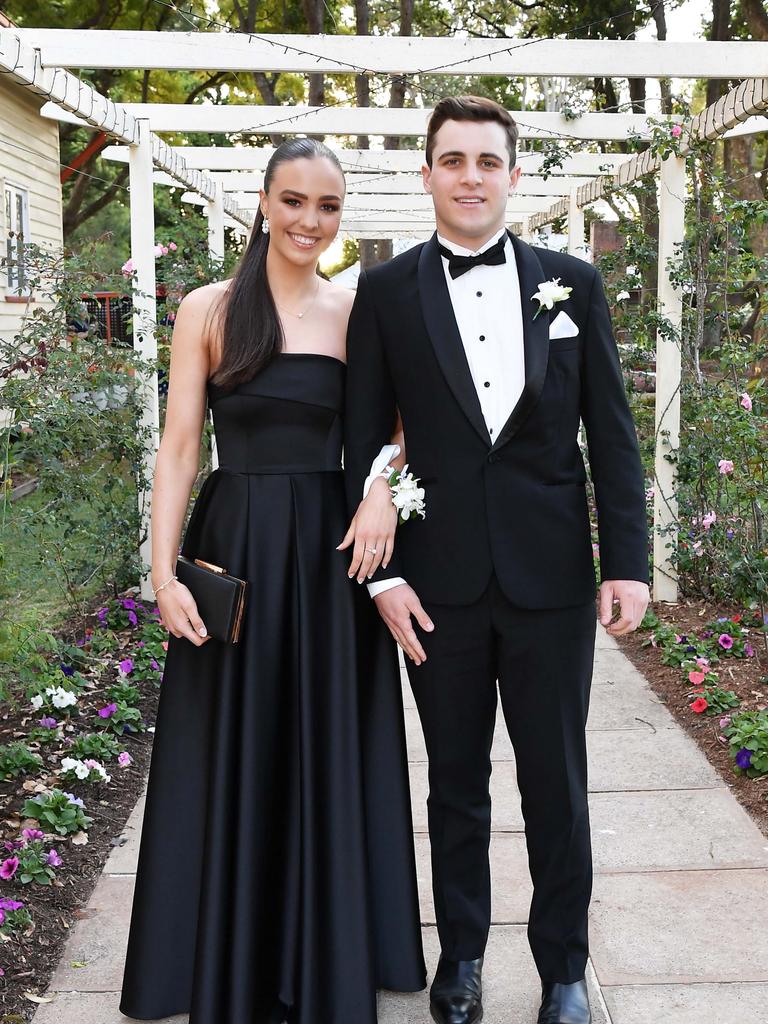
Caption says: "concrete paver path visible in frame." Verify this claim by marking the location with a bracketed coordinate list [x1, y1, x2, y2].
[32, 626, 768, 1023]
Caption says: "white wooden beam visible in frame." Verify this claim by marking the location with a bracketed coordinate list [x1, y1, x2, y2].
[653, 155, 686, 603]
[106, 144, 632, 176]
[567, 187, 586, 258]
[0, 27, 251, 228]
[44, 103, 672, 141]
[17, 30, 768, 79]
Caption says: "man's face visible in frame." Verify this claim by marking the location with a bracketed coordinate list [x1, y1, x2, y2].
[422, 118, 521, 250]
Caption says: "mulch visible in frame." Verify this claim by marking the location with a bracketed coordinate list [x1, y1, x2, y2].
[614, 598, 768, 838]
[0, 619, 159, 1023]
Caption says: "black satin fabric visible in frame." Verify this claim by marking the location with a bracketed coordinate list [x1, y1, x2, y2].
[120, 354, 426, 1023]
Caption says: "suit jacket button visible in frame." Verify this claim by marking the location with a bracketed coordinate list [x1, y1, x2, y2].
[488, 453, 497, 464]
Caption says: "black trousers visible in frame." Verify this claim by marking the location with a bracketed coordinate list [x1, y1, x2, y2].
[406, 576, 596, 984]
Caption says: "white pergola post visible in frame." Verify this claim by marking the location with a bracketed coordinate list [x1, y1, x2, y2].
[653, 154, 686, 603]
[567, 187, 585, 257]
[520, 216, 533, 243]
[205, 193, 225, 472]
[129, 119, 160, 600]
[206, 192, 225, 264]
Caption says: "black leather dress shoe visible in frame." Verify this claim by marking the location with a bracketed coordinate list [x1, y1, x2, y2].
[429, 955, 483, 1024]
[537, 979, 592, 1024]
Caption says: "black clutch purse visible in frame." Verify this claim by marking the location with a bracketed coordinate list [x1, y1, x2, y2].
[175, 556, 248, 644]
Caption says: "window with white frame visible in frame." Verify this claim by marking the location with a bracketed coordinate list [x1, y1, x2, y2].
[4, 183, 30, 294]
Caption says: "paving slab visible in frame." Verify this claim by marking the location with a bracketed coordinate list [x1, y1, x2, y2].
[29, 991, 187, 1024]
[589, 789, 768, 872]
[105, 791, 145, 874]
[49, 874, 134, 992]
[590, 868, 768, 985]
[586, 728, 720, 791]
[602, 982, 768, 1023]
[586, 678, 674, 732]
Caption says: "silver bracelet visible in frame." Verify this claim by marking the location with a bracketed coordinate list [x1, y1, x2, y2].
[152, 574, 177, 599]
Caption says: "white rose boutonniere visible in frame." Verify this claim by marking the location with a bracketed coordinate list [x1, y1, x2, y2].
[532, 277, 572, 319]
[388, 464, 426, 524]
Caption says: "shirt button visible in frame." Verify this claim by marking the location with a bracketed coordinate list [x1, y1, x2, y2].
[484, 381, 491, 388]
[476, 291, 483, 297]
[479, 335, 486, 341]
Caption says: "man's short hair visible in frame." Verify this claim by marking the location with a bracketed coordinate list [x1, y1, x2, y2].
[425, 95, 519, 169]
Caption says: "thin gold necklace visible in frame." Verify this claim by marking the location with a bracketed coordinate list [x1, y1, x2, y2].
[274, 278, 321, 320]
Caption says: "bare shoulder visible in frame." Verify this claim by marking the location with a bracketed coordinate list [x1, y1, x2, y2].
[320, 278, 356, 317]
[177, 279, 232, 321]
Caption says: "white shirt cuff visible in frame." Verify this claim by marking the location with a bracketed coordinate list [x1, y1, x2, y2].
[363, 443, 401, 498]
[367, 577, 406, 598]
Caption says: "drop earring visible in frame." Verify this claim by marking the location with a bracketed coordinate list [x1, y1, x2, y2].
[262, 216, 270, 235]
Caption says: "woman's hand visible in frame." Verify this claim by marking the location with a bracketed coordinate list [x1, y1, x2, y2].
[155, 578, 210, 646]
[337, 476, 397, 583]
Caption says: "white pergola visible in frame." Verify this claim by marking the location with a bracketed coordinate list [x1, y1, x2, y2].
[4, 27, 768, 601]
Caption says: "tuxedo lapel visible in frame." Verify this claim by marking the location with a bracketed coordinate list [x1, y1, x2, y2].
[490, 233, 550, 452]
[417, 234, 492, 447]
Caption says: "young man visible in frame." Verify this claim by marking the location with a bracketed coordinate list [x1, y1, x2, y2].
[344, 96, 650, 1024]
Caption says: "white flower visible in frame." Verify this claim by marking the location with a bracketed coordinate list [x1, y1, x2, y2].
[48, 686, 77, 709]
[626, 264, 639, 277]
[60, 757, 79, 774]
[30, 694, 44, 710]
[616, 290, 631, 301]
[390, 465, 426, 523]
[532, 277, 572, 318]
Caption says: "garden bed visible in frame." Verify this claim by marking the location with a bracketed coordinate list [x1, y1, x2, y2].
[616, 599, 768, 838]
[0, 597, 164, 1022]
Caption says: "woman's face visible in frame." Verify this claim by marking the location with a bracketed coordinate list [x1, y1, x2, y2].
[260, 156, 345, 266]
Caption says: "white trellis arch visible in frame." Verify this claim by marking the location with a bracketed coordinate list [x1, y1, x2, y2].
[3, 25, 768, 600]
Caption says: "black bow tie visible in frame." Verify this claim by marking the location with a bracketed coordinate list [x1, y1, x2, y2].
[438, 236, 507, 279]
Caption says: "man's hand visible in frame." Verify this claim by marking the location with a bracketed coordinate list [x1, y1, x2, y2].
[374, 583, 434, 665]
[599, 579, 649, 636]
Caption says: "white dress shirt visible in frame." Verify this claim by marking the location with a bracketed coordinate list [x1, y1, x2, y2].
[367, 227, 526, 598]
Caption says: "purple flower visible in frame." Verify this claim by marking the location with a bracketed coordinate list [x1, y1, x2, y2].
[122, 598, 137, 611]
[97, 607, 108, 622]
[118, 658, 134, 675]
[76, 637, 85, 647]
[137, 641, 145, 648]
[118, 751, 132, 768]
[0, 897, 23, 911]
[685, 645, 696, 654]
[63, 792, 84, 808]
[127, 611, 138, 627]
[46, 849, 63, 868]
[719, 716, 732, 729]
[718, 634, 734, 650]
[59, 664, 75, 677]
[98, 703, 117, 719]
[736, 748, 752, 769]
[726, 529, 735, 540]
[0, 909, 4, 927]
[745, 642, 754, 658]
[701, 630, 713, 639]
[150, 658, 160, 672]
[39, 716, 58, 729]
[21, 829, 44, 842]
[0, 857, 19, 880]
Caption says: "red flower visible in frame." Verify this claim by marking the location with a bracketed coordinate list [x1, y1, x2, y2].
[732, 614, 741, 622]
[690, 697, 708, 714]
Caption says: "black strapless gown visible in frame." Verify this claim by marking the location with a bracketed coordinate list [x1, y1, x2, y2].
[120, 354, 425, 1024]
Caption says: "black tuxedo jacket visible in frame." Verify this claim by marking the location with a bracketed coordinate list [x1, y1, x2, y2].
[344, 231, 649, 609]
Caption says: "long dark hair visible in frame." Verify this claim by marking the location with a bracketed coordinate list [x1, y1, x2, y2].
[211, 138, 344, 389]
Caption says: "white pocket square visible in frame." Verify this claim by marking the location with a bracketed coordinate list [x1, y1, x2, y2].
[549, 310, 579, 340]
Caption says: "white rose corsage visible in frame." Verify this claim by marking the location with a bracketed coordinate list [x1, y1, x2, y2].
[387, 465, 426, 524]
[532, 277, 572, 319]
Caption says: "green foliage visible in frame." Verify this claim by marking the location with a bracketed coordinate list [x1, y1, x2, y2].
[21, 790, 93, 836]
[700, 685, 741, 716]
[99, 701, 145, 737]
[0, 742, 43, 781]
[0, 902, 32, 939]
[68, 732, 121, 761]
[14, 838, 63, 887]
[724, 711, 768, 777]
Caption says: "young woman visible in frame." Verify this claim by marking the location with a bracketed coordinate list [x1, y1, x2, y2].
[119, 139, 425, 1024]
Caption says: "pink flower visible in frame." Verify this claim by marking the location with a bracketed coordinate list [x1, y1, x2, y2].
[0, 857, 19, 880]
[702, 510, 717, 530]
[46, 848, 63, 868]
[688, 670, 706, 686]
[718, 633, 734, 650]
[740, 392, 752, 412]
[118, 751, 132, 768]
[121, 258, 135, 277]
[161, 246, 169, 255]
[154, 244, 164, 257]
[98, 703, 118, 719]
[695, 656, 710, 671]
[718, 459, 734, 475]
[719, 716, 732, 729]
[21, 829, 44, 842]
[169, 242, 178, 251]
[671, 124, 682, 138]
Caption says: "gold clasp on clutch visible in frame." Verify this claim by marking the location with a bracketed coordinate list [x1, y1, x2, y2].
[194, 558, 227, 575]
